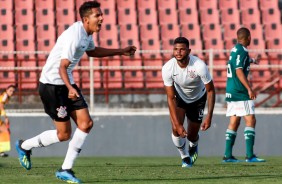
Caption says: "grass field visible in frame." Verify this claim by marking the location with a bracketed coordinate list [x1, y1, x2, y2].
[0, 156, 281, 184]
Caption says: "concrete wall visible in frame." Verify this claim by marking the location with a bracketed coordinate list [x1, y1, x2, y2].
[7, 113, 282, 157]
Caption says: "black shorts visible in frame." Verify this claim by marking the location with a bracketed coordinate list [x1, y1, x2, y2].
[175, 91, 207, 123]
[39, 82, 88, 122]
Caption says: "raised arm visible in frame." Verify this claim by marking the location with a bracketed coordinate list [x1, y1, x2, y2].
[86, 46, 136, 58]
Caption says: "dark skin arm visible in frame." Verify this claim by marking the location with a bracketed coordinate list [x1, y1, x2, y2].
[201, 80, 216, 131]
[164, 85, 187, 138]
[86, 46, 136, 57]
[236, 68, 256, 100]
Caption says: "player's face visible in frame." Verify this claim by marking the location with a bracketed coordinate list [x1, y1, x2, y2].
[246, 35, 251, 46]
[6, 87, 15, 97]
[83, 8, 103, 34]
[173, 43, 191, 62]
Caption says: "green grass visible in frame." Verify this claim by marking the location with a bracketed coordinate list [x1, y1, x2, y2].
[0, 156, 281, 184]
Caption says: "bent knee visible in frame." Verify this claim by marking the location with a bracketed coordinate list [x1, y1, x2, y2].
[57, 132, 71, 141]
[79, 119, 94, 133]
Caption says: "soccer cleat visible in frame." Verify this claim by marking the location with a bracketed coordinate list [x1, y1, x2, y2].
[0, 152, 9, 157]
[55, 169, 82, 183]
[189, 145, 198, 164]
[222, 156, 241, 163]
[15, 140, 32, 170]
[246, 155, 266, 162]
[181, 157, 192, 168]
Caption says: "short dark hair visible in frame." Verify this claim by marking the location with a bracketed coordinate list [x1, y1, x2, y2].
[173, 37, 189, 48]
[79, 1, 101, 20]
[237, 27, 251, 40]
[7, 85, 16, 90]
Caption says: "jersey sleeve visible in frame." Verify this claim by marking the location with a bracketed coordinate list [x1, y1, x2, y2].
[60, 33, 78, 62]
[197, 61, 212, 84]
[162, 64, 173, 86]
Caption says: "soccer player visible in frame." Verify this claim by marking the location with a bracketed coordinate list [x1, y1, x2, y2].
[223, 27, 265, 163]
[162, 37, 215, 167]
[15, 1, 136, 183]
[0, 85, 15, 157]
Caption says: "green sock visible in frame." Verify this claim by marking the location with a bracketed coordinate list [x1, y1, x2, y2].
[224, 129, 237, 158]
[244, 127, 255, 158]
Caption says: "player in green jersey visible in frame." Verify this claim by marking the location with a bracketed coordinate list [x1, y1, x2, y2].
[223, 27, 265, 163]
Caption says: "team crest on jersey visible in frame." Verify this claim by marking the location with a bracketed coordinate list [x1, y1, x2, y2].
[188, 70, 196, 78]
[56, 106, 67, 118]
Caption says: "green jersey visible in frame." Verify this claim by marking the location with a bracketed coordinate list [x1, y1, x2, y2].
[226, 43, 251, 101]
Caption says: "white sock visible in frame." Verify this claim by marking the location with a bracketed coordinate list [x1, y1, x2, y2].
[21, 130, 59, 150]
[171, 133, 189, 159]
[62, 128, 88, 170]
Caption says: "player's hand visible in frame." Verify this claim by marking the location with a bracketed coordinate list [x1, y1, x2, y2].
[248, 89, 256, 100]
[201, 118, 211, 131]
[176, 125, 187, 138]
[68, 87, 79, 100]
[122, 46, 137, 56]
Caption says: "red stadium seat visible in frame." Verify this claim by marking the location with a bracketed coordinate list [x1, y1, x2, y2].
[0, 7, 13, 25]
[35, 0, 54, 9]
[261, 8, 281, 25]
[0, 24, 13, 43]
[116, 0, 135, 9]
[16, 39, 36, 61]
[161, 39, 174, 60]
[98, 24, 119, 48]
[36, 24, 56, 42]
[189, 39, 204, 58]
[137, 0, 157, 10]
[144, 61, 163, 88]
[117, 7, 137, 25]
[37, 39, 55, 65]
[0, 71, 16, 89]
[241, 8, 261, 25]
[264, 23, 282, 41]
[222, 23, 240, 40]
[56, 0, 74, 10]
[18, 71, 38, 89]
[219, 0, 238, 10]
[141, 39, 162, 60]
[179, 8, 199, 25]
[119, 24, 139, 44]
[15, 0, 34, 10]
[140, 24, 160, 41]
[100, 8, 117, 25]
[96, 0, 116, 10]
[267, 38, 282, 59]
[102, 60, 122, 88]
[158, 8, 178, 25]
[239, 0, 258, 10]
[178, 0, 197, 10]
[248, 36, 267, 58]
[200, 9, 220, 25]
[56, 8, 75, 26]
[221, 8, 240, 25]
[157, 0, 177, 10]
[260, 0, 279, 10]
[202, 24, 222, 42]
[81, 60, 102, 89]
[0, 39, 14, 63]
[35, 8, 55, 26]
[181, 24, 201, 40]
[243, 24, 263, 41]
[204, 39, 225, 59]
[16, 24, 35, 42]
[57, 24, 70, 37]
[1, 0, 13, 10]
[198, 0, 218, 10]
[138, 8, 158, 25]
[15, 9, 34, 25]
[225, 38, 237, 50]
[123, 56, 144, 88]
[160, 24, 180, 44]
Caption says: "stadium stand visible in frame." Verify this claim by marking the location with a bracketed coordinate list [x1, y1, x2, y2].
[138, 7, 158, 25]
[35, 8, 55, 26]
[198, 0, 218, 10]
[117, 0, 137, 25]
[219, 0, 238, 10]
[239, 0, 259, 10]
[261, 8, 281, 25]
[221, 8, 240, 25]
[158, 8, 178, 25]
[241, 8, 261, 25]
[178, 0, 197, 10]
[35, 0, 54, 9]
[157, 0, 177, 10]
[179, 7, 199, 25]
[199, 8, 220, 25]
[264, 23, 282, 41]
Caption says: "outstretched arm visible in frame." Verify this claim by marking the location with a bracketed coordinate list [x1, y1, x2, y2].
[86, 46, 137, 58]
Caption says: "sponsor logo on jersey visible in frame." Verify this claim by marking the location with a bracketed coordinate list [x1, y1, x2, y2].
[56, 106, 67, 118]
[226, 93, 232, 98]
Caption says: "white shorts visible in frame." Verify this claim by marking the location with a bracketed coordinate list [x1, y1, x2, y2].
[226, 100, 255, 117]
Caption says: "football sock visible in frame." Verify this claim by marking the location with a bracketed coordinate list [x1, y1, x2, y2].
[224, 129, 237, 158]
[171, 133, 189, 159]
[244, 127, 255, 158]
[21, 130, 59, 150]
[62, 128, 88, 170]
